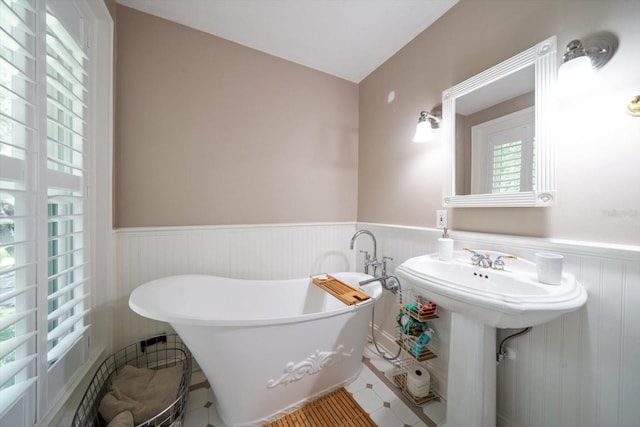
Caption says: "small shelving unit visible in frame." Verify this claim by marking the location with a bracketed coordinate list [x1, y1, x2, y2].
[393, 288, 441, 406]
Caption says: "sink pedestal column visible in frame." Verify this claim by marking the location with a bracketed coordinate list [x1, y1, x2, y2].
[447, 313, 497, 427]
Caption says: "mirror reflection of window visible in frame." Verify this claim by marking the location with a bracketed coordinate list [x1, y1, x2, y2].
[470, 107, 535, 194]
[456, 90, 535, 196]
[491, 138, 524, 193]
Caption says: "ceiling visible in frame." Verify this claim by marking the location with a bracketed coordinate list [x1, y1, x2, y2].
[115, 0, 459, 83]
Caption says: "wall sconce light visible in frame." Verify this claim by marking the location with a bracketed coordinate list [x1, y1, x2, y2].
[558, 32, 617, 95]
[412, 105, 442, 143]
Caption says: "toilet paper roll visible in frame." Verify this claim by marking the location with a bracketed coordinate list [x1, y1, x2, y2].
[406, 367, 430, 398]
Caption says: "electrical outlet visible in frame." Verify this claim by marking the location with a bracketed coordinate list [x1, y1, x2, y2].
[436, 210, 448, 229]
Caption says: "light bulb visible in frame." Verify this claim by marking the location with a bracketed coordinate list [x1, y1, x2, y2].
[412, 120, 434, 143]
[558, 56, 598, 96]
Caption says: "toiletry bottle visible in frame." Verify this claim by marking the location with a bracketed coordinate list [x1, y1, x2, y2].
[411, 328, 435, 357]
[438, 228, 454, 261]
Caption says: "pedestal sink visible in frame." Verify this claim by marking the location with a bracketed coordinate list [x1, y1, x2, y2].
[396, 250, 587, 427]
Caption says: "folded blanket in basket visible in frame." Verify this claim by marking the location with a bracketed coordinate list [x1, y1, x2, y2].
[106, 411, 133, 427]
[98, 364, 183, 425]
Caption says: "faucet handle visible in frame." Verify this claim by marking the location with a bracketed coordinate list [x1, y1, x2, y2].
[492, 255, 517, 270]
[359, 250, 371, 260]
[381, 256, 394, 276]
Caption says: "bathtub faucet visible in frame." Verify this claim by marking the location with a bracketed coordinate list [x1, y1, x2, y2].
[350, 230, 381, 275]
[358, 275, 401, 294]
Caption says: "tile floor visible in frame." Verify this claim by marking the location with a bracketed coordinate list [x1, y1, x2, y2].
[183, 343, 447, 427]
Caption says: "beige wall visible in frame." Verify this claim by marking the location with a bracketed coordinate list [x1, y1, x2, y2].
[115, 5, 359, 227]
[115, 1, 640, 244]
[103, 0, 116, 19]
[358, 0, 640, 245]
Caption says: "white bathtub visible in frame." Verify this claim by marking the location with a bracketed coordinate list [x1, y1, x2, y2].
[129, 272, 382, 426]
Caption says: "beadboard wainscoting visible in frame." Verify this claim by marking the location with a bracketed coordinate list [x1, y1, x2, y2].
[359, 223, 640, 427]
[114, 223, 358, 349]
[115, 222, 639, 427]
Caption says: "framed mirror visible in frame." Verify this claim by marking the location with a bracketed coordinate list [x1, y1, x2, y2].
[442, 36, 557, 207]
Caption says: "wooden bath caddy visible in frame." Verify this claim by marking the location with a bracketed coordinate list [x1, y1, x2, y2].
[311, 275, 371, 305]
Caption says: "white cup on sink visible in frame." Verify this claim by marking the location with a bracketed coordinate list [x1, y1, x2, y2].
[535, 252, 563, 285]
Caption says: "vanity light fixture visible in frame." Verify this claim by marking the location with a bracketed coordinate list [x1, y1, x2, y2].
[412, 105, 442, 143]
[558, 32, 618, 95]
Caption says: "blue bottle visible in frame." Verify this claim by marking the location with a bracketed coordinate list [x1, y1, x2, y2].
[411, 328, 434, 357]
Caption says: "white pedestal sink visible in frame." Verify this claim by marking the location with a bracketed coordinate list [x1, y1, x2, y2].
[397, 250, 587, 427]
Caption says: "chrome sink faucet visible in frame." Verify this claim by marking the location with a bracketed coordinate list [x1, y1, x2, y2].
[463, 248, 517, 270]
[472, 251, 493, 268]
[350, 229, 380, 276]
[463, 247, 488, 266]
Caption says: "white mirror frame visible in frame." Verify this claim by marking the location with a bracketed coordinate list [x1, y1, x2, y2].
[442, 36, 557, 207]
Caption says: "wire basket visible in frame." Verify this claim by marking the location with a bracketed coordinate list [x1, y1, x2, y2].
[72, 334, 192, 427]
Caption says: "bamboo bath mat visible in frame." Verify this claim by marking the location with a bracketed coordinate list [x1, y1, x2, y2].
[266, 387, 376, 427]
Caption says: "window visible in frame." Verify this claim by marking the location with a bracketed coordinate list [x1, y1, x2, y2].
[0, 0, 110, 423]
[487, 125, 535, 193]
[470, 106, 535, 194]
[490, 139, 523, 193]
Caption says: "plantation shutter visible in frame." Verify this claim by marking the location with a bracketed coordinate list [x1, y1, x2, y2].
[486, 121, 535, 194]
[0, 0, 38, 418]
[43, 6, 90, 368]
[490, 139, 523, 193]
[1, 0, 93, 419]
